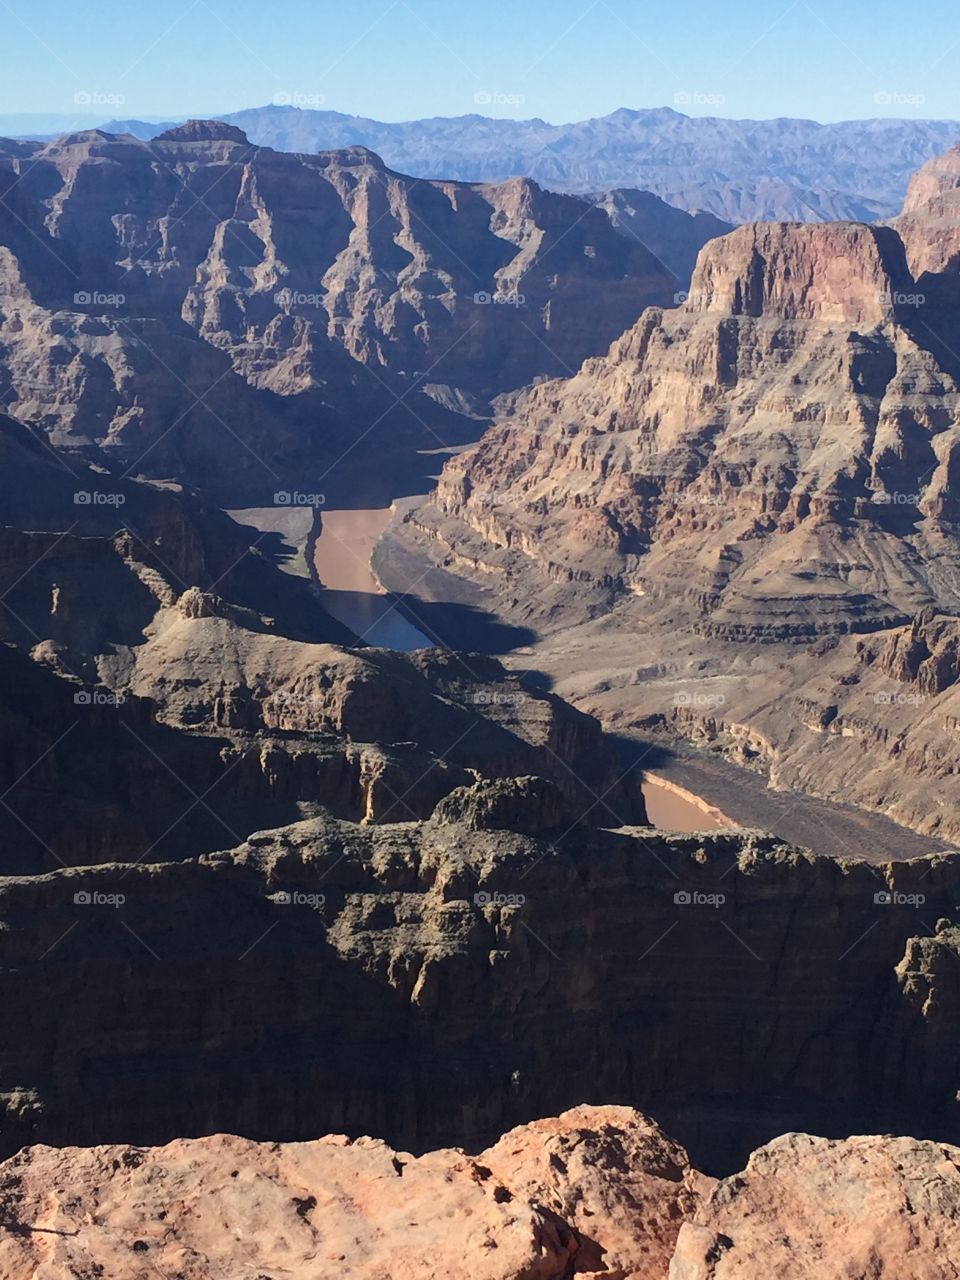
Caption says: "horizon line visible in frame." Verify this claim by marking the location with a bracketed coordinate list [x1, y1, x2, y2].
[1, 102, 959, 133]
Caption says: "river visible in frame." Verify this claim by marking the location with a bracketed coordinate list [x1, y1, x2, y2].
[315, 509, 738, 832]
[641, 776, 731, 832]
[313, 503, 434, 650]
[230, 498, 946, 853]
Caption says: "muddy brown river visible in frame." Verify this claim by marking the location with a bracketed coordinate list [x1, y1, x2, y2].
[314, 504, 434, 650]
[641, 776, 731, 832]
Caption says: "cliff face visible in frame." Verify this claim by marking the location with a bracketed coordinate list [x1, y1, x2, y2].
[387, 212, 960, 837]
[415, 221, 959, 631]
[0, 124, 675, 502]
[0, 412, 645, 876]
[893, 144, 960, 276]
[1, 775, 959, 1172]
[589, 188, 732, 288]
[0, 613, 645, 874]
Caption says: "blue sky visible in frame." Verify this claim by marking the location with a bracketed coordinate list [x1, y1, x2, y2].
[1, 0, 957, 124]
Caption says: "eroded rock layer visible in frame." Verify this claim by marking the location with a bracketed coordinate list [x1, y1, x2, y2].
[893, 143, 960, 277]
[0, 774, 959, 1170]
[385, 211, 960, 839]
[0, 124, 676, 502]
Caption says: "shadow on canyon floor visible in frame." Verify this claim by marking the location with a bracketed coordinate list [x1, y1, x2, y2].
[324, 589, 539, 656]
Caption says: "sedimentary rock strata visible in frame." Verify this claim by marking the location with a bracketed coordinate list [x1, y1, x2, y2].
[385, 209, 960, 838]
[0, 773, 959, 1169]
[0, 124, 675, 502]
[893, 143, 960, 277]
[0, 118, 958, 1280]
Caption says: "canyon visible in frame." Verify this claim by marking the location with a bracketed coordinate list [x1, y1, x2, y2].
[0, 120, 709, 509]
[384, 186, 960, 845]
[1, 117, 960, 1276]
[4, 768, 960, 1173]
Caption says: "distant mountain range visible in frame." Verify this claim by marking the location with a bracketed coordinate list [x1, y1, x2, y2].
[26, 104, 959, 224]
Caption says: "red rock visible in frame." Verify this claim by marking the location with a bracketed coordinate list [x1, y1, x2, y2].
[0, 1106, 708, 1280]
[482, 1106, 711, 1278]
[670, 1131, 960, 1279]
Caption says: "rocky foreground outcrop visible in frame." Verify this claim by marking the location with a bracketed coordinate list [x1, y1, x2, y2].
[0, 123, 675, 502]
[382, 198, 960, 840]
[1, 1107, 957, 1279]
[672, 1131, 960, 1279]
[0, 1108, 705, 1279]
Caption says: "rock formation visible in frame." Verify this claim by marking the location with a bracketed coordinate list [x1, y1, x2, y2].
[893, 143, 960, 276]
[1, 119, 959, 1280]
[384, 206, 960, 839]
[0, 124, 674, 503]
[4, 356, 957, 1187]
[0, 1107, 707, 1280]
[1, 1111, 958, 1279]
[1, 769, 960, 1169]
[0, 406, 646, 874]
[671, 1132, 960, 1278]
[592, 189, 733, 288]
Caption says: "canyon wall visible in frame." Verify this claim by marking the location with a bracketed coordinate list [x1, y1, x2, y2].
[385, 207, 960, 841]
[0, 775, 959, 1173]
[0, 123, 679, 502]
